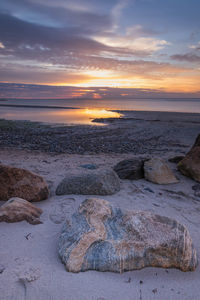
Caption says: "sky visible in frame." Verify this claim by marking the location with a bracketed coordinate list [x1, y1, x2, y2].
[0, 0, 200, 98]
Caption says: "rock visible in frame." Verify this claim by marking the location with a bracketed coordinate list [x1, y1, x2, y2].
[144, 187, 154, 193]
[113, 158, 146, 180]
[192, 184, 200, 197]
[178, 134, 200, 182]
[168, 156, 185, 164]
[0, 164, 49, 202]
[59, 198, 197, 273]
[79, 164, 98, 170]
[144, 158, 178, 184]
[0, 197, 43, 224]
[56, 169, 120, 196]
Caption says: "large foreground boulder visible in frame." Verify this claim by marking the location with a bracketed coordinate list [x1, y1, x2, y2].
[144, 158, 178, 184]
[59, 198, 197, 273]
[56, 169, 120, 196]
[178, 134, 200, 182]
[0, 197, 43, 224]
[113, 158, 145, 179]
[0, 164, 49, 202]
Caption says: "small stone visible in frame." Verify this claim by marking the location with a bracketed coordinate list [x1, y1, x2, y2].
[144, 187, 154, 193]
[0, 197, 43, 224]
[144, 158, 178, 184]
[80, 164, 98, 170]
[152, 288, 158, 294]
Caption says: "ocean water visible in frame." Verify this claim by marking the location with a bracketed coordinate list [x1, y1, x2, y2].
[0, 98, 200, 125]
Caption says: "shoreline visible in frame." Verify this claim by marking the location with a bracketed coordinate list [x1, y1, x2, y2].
[1, 102, 200, 114]
[0, 110, 199, 154]
[0, 103, 79, 109]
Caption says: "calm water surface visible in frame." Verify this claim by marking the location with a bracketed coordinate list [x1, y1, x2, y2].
[0, 98, 200, 124]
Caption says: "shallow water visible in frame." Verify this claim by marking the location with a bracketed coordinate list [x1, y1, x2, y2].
[0, 106, 121, 125]
[0, 98, 200, 124]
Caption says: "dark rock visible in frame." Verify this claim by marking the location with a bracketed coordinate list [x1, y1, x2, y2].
[192, 184, 200, 197]
[0, 197, 43, 224]
[178, 134, 200, 182]
[59, 198, 197, 273]
[144, 187, 154, 193]
[113, 158, 145, 179]
[0, 164, 49, 202]
[168, 156, 185, 164]
[56, 169, 120, 196]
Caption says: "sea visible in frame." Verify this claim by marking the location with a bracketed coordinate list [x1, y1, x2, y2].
[0, 98, 200, 125]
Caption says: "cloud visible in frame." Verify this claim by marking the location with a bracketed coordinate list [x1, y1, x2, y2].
[0, 0, 112, 31]
[0, 42, 5, 48]
[0, 13, 111, 56]
[189, 41, 200, 51]
[112, 0, 130, 24]
[0, 82, 200, 99]
[0, 0, 199, 93]
[0, 12, 167, 68]
[171, 53, 200, 63]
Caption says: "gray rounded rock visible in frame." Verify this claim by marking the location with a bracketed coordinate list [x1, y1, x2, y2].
[56, 169, 120, 196]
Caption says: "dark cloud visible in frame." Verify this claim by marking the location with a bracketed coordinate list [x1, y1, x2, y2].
[0, 12, 152, 65]
[1, 82, 200, 99]
[0, 13, 109, 53]
[171, 53, 200, 63]
[0, 0, 112, 32]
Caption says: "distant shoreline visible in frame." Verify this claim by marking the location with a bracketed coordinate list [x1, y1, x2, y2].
[0, 103, 78, 109]
[1, 103, 200, 116]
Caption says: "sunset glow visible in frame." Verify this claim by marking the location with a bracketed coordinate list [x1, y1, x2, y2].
[0, 0, 200, 98]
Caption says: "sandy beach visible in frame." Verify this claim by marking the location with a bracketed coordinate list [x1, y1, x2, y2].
[0, 110, 200, 300]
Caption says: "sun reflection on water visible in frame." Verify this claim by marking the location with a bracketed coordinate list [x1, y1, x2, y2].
[0, 107, 122, 125]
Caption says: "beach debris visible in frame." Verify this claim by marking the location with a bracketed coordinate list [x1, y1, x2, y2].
[79, 164, 98, 170]
[25, 233, 32, 240]
[56, 169, 120, 196]
[178, 133, 200, 182]
[0, 264, 5, 274]
[59, 198, 197, 273]
[144, 158, 178, 184]
[168, 156, 185, 164]
[0, 197, 43, 224]
[152, 288, 158, 294]
[0, 164, 49, 202]
[113, 158, 146, 180]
